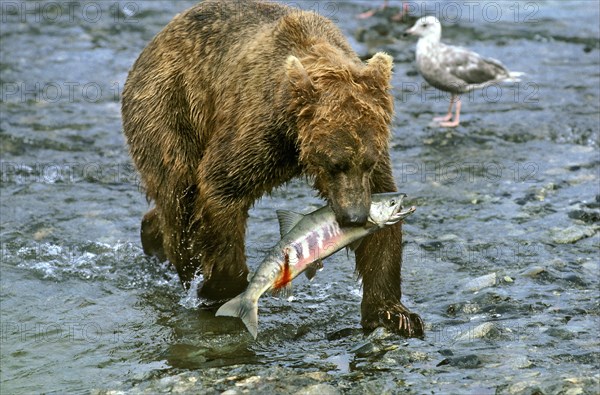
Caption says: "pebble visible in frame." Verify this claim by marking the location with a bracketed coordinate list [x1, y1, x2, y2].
[385, 348, 429, 365]
[463, 273, 497, 292]
[520, 266, 546, 278]
[438, 354, 482, 369]
[454, 322, 500, 342]
[294, 383, 341, 395]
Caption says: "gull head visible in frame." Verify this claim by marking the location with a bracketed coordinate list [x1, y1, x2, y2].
[405, 16, 442, 42]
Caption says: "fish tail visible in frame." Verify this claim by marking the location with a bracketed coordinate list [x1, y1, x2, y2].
[215, 294, 259, 339]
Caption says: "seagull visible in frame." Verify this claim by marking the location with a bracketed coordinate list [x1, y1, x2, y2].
[404, 16, 523, 127]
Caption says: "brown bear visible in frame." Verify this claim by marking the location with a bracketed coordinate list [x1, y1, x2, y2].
[122, 0, 423, 337]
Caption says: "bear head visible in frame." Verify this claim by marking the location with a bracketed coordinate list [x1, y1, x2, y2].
[285, 51, 394, 226]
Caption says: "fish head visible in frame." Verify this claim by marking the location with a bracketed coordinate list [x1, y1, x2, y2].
[368, 193, 416, 227]
[404, 16, 441, 40]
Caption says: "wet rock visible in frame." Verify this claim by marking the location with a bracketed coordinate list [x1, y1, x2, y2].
[366, 327, 391, 341]
[302, 372, 330, 382]
[293, 324, 311, 339]
[463, 272, 497, 292]
[419, 240, 444, 251]
[584, 195, 600, 209]
[344, 377, 407, 395]
[545, 327, 575, 340]
[437, 354, 482, 369]
[568, 209, 600, 224]
[294, 383, 341, 395]
[508, 355, 534, 369]
[461, 302, 480, 314]
[550, 376, 600, 395]
[350, 341, 382, 358]
[385, 347, 429, 366]
[520, 266, 547, 278]
[349, 339, 397, 358]
[506, 383, 545, 395]
[370, 23, 391, 37]
[454, 322, 502, 342]
[327, 327, 359, 341]
[515, 193, 537, 205]
[33, 227, 53, 241]
[561, 274, 588, 287]
[550, 225, 597, 244]
[114, 371, 206, 394]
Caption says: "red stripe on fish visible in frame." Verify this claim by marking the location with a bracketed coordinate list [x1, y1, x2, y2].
[273, 248, 292, 289]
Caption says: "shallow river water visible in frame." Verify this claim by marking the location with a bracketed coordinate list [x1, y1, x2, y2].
[1, 1, 599, 394]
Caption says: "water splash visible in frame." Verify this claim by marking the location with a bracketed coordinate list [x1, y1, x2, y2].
[178, 273, 204, 309]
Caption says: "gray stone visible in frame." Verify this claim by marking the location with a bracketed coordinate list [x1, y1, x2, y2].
[550, 225, 598, 244]
[294, 383, 341, 395]
[463, 273, 497, 292]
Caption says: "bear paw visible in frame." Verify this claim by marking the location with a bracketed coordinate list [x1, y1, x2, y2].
[363, 304, 424, 339]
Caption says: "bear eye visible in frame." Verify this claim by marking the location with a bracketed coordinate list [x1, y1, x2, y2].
[362, 159, 376, 172]
[331, 160, 350, 174]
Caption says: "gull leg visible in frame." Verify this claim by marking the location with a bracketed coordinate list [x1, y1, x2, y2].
[357, 0, 389, 19]
[439, 96, 462, 127]
[391, 2, 409, 21]
[433, 94, 456, 122]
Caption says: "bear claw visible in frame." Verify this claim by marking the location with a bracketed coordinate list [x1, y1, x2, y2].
[375, 306, 424, 339]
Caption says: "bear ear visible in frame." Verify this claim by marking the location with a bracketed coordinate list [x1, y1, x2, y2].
[363, 52, 393, 84]
[285, 55, 316, 98]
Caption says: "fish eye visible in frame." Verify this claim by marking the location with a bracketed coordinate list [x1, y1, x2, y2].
[388, 199, 396, 207]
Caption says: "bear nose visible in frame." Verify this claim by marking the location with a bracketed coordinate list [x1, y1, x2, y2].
[337, 211, 368, 227]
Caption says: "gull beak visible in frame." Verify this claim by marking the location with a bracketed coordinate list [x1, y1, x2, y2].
[402, 26, 415, 38]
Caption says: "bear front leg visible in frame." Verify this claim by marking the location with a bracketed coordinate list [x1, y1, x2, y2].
[355, 224, 424, 338]
[141, 207, 167, 262]
[355, 156, 424, 338]
[191, 197, 250, 305]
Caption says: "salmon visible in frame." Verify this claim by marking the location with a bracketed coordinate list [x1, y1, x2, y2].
[216, 192, 416, 339]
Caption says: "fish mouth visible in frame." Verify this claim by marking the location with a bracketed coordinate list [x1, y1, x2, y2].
[386, 204, 417, 225]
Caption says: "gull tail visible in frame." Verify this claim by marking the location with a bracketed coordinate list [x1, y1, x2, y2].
[505, 71, 525, 83]
[215, 293, 259, 339]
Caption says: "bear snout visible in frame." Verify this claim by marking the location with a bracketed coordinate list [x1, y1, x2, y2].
[332, 201, 370, 227]
[337, 209, 369, 227]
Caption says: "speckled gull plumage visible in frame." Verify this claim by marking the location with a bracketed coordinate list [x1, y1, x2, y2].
[405, 16, 523, 127]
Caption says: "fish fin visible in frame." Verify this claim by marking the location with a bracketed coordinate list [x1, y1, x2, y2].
[215, 293, 259, 339]
[271, 282, 293, 298]
[304, 259, 323, 281]
[275, 210, 305, 237]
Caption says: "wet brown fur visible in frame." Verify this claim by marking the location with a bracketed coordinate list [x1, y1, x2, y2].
[122, 0, 422, 336]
